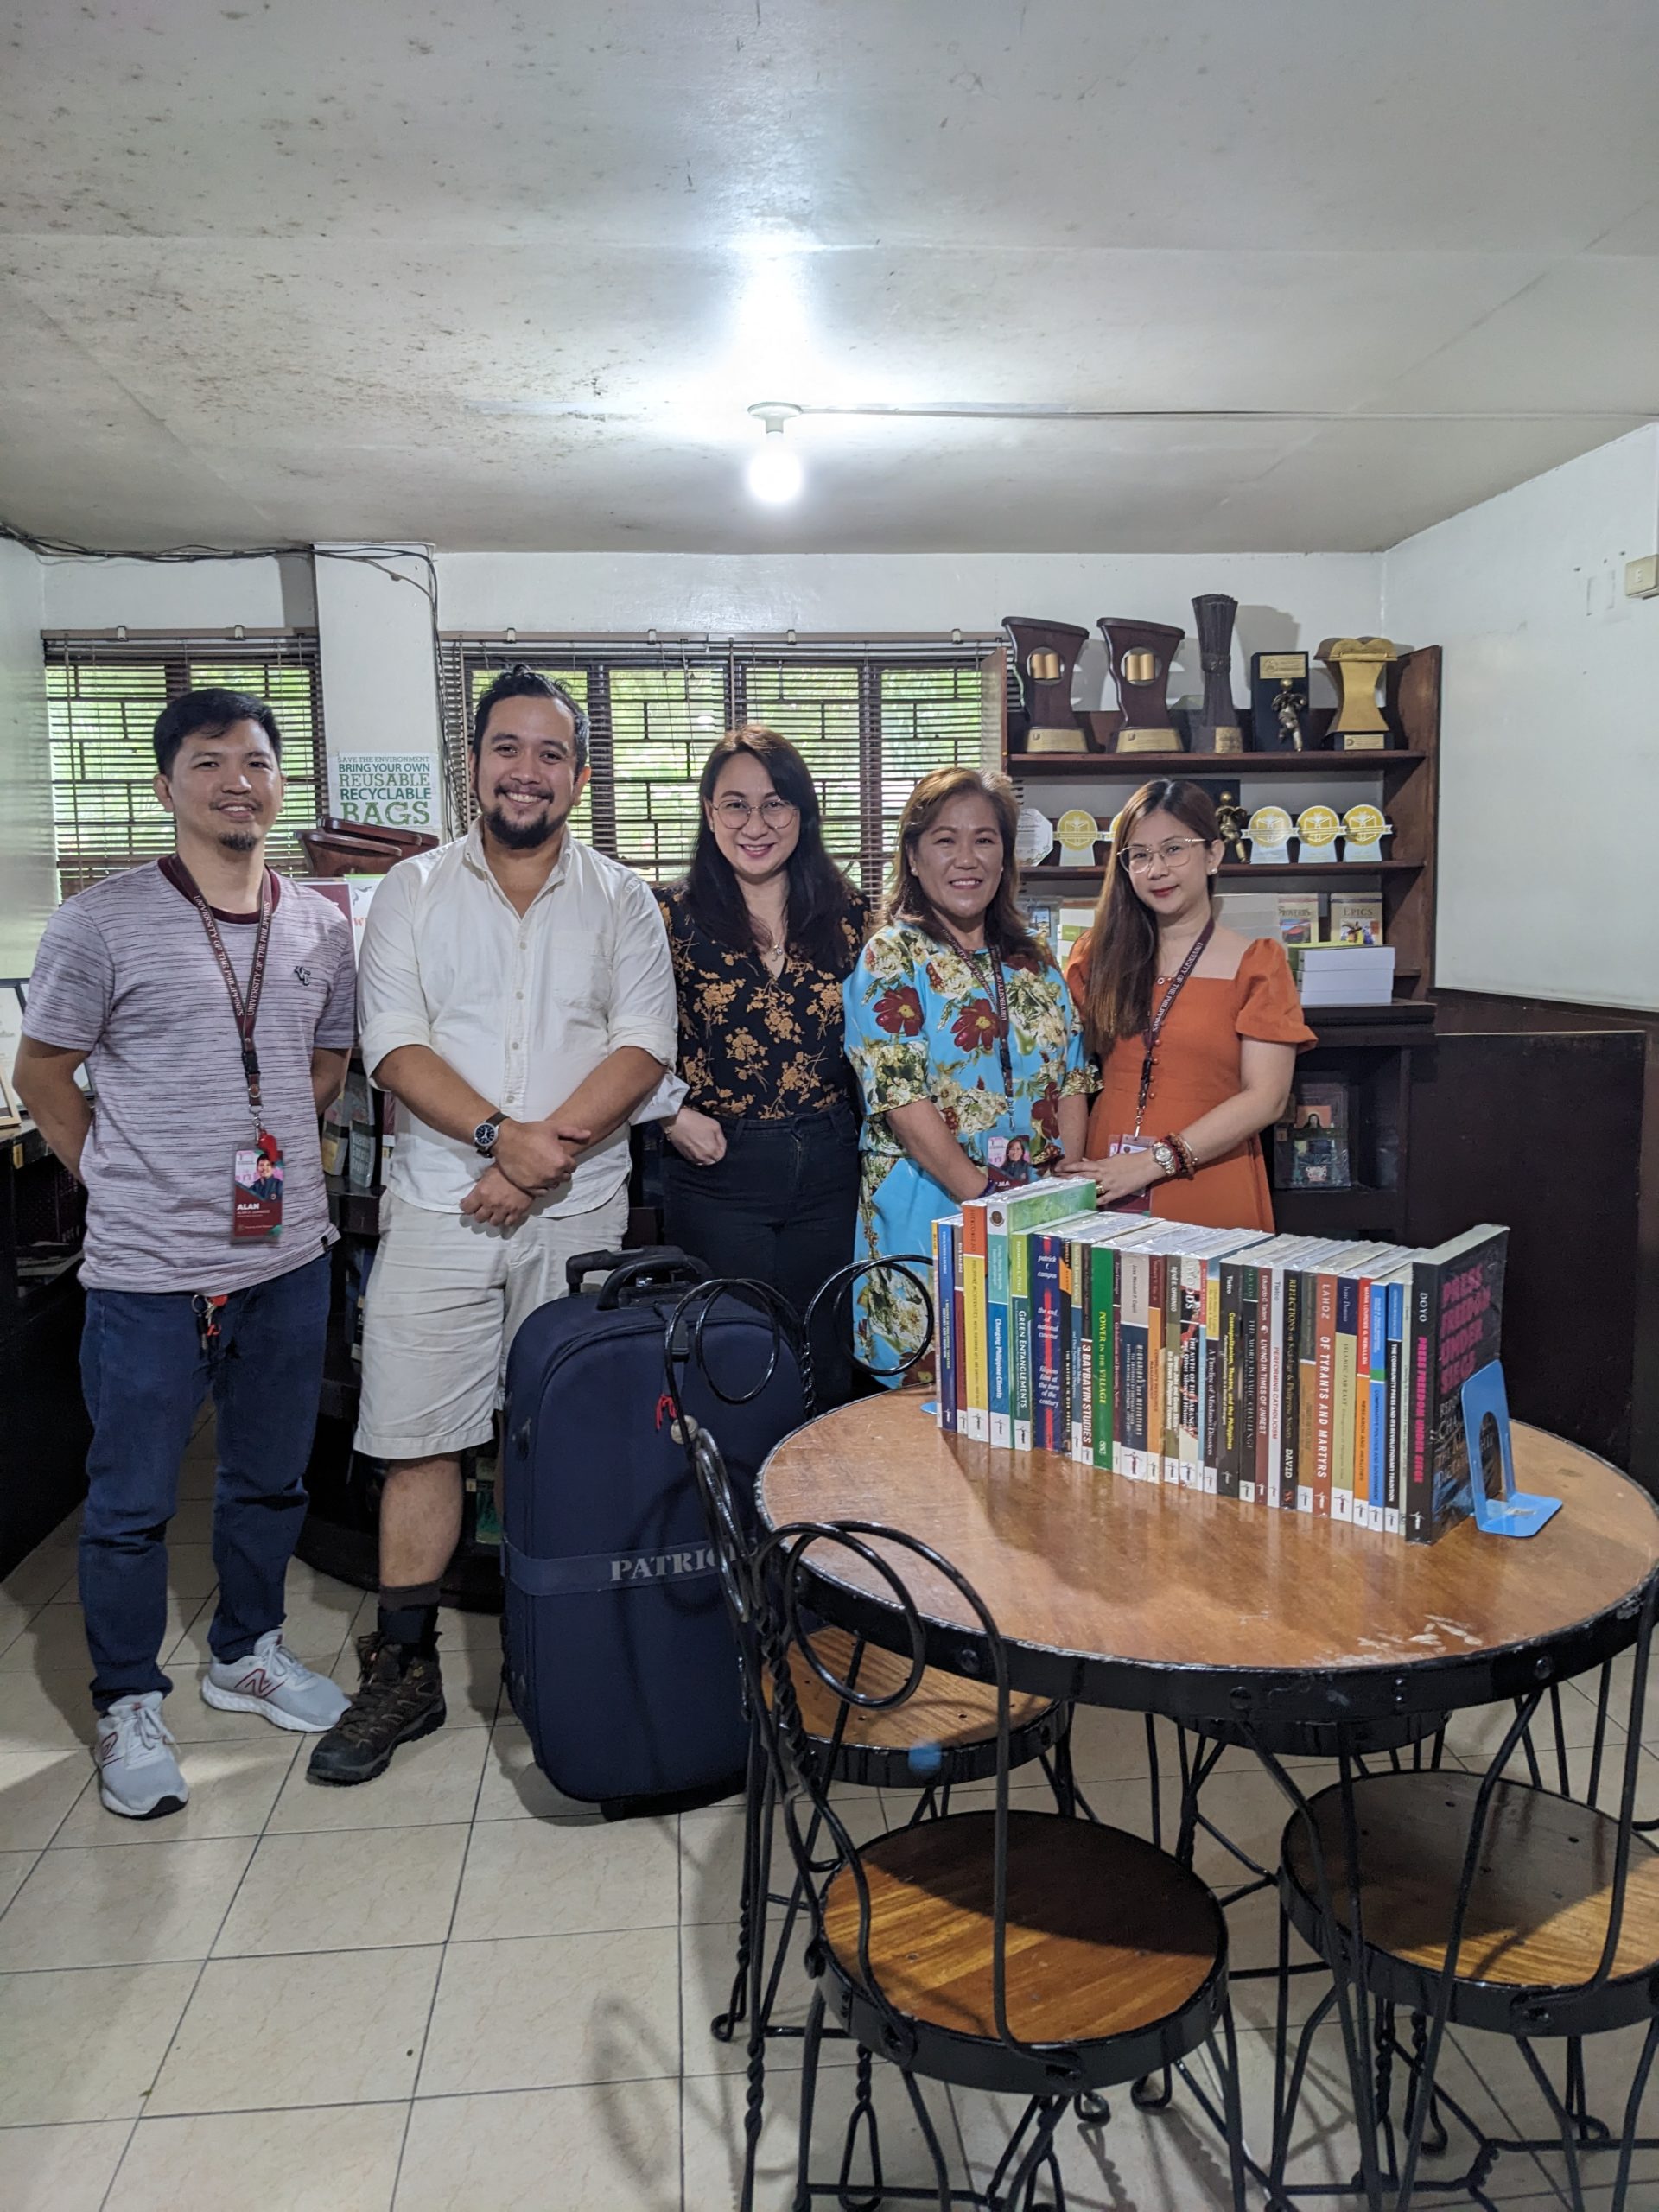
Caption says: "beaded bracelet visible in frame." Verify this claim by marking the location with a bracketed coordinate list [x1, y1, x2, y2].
[1163, 1132, 1199, 1180]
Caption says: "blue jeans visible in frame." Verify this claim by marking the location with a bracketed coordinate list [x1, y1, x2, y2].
[78, 1252, 331, 1710]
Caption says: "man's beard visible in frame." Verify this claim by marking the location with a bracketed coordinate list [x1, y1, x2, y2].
[217, 826, 260, 854]
[482, 798, 567, 852]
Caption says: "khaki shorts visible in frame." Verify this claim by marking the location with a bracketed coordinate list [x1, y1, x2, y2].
[355, 1187, 631, 1460]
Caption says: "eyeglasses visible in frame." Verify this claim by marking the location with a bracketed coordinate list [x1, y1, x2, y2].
[713, 796, 798, 828]
[1119, 836, 1210, 873]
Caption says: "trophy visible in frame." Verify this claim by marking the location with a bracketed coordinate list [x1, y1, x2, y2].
[1054, 808, 1103, 865]
[1340, 803, 1392, 863]
[1192, 595, 1243, 753]
[1096, 617, 1185, 753]
[1318, 637, 1398, 749]
[1295, 804, 1343, 864]
[1014, 807, 1056, 868]
[1249, 650, 1310, 751]
[1213, 786, 1250, 862]
[1247, 804, 1294, 864]
[1001, 617, 1090, 753]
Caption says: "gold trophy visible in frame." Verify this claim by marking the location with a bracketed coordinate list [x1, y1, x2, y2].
[1317, 637, 1398, 750]
[1295, 803, 1343, 864]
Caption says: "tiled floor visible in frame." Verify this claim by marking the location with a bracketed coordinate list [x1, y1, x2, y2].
[1, 1416, 1655, 2207]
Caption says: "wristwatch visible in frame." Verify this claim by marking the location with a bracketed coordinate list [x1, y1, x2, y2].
[473, 1109, 505, 1159]
[1149, 1138, 1182, 1182]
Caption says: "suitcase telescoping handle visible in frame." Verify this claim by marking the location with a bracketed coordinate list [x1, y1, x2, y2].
[564, 1246, 710, 1310]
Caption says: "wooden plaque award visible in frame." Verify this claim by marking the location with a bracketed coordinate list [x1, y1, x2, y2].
[1249, 651, 1310, 751]
[1096, 617, 1185, 753]
[1318, 637, 1398, 749]
[1192, 595, 1243, 753]
[1001, 617, 1090, 753]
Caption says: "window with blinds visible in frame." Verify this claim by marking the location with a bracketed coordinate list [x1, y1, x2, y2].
[437, 640, 1001, 898]
[42, 632, 325, 898]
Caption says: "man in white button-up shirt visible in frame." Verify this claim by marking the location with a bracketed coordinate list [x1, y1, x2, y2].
[309, 667, 676, 1785]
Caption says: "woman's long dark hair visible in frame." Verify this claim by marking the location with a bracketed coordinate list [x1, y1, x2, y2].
[1078, 779, 1222, 1050]
[682, 726, 859, 969]
[880, 766, 1043, 963]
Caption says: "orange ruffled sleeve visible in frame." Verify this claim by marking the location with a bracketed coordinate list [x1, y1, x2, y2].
[1235, 938, 1317, 1050]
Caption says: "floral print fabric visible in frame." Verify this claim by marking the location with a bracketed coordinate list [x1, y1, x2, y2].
[842, 919, 1096, 1368]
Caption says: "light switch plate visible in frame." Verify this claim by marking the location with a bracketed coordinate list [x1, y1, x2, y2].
[1624, 554, 1659, 598]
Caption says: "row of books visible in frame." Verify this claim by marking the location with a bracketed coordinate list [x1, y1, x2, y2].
[929, 1178, 1509, 1545]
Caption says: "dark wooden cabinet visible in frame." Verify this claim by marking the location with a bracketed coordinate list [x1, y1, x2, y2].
[0, 1128, 91, 1576]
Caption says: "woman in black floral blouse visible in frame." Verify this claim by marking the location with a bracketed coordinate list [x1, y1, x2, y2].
[658, 726, 868, 1399]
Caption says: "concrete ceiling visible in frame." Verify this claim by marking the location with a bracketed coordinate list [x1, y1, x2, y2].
[2, 0, 1656, 554]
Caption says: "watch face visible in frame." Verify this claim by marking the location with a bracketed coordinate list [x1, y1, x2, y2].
[474, 1121, 497, 1150]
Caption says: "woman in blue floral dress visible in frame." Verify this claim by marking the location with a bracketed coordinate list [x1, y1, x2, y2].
[843, 766, 1096, 1369]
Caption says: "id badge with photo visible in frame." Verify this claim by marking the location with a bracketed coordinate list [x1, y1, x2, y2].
[985, 1135, 1036, 1186]
[1108, 1134, 1155, 1215]
[232, 1130, 284, 1241]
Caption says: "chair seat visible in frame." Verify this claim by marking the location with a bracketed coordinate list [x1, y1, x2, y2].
[777, 1626, 1058, 1756]
[1281, 1770, 1659, 2030]
[822, 1808, 1225, 2050]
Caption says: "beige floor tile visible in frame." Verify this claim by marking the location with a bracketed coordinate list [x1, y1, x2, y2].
[680, 1916, 859, 2077]
[168, 1578, 358, 1669]
[52, 1738, 301, 1849]
[2, 1595, 198, 1676]
[333, 1638, 502, 1731]
[157, 1666, 293, 1744]
[1447, 1684, 1625, 1766]
[1480, 2016, 1659, 2197]
[0, 1961, 200, 2122]
[105, 2102, 406, 2212]
[264, 1720, 488, 1836]
[677, 1790, 892, 1929]
[0, 1844, 38, 1910]
[149, 1944, 442, 2113]
[0, 1745, 94, 1850]
[1065, 1702, 1163, 1783]
[394, 2079, 680, 2212]
[0, 1834, 256, 1968]
[0, 1585, 34, 1658]
[166, 1497, 218, 1545]
[0, 2120, 133, 2211]
[474, 1718, 597, 1820]
[214, 1821, 468, 1955]
[0, 1665, 99, 1752]
[418, 1926, 681, 2095]
[44, 1543, 219, 1607]
[682, 2050, 962, 2212]
[450, 1809, 680, 1942]
[3, 1541, 80, 1611]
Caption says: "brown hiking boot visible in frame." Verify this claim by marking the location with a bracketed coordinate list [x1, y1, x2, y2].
[305, 1634, 446, 1786]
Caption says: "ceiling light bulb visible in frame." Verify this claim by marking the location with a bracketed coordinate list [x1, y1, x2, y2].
[747, 429, 803, 505]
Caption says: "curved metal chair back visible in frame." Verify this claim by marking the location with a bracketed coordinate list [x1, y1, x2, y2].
[799, 1254, 936, 1414]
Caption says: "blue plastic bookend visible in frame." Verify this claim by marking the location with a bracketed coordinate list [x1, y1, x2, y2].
[1462, 1361, 1561, 1537]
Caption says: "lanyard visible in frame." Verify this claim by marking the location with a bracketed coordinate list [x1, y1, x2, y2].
[170, 860, 276, 1122]
[1133, 917, 1213, 1134]
[975, 947, 1017, 1105]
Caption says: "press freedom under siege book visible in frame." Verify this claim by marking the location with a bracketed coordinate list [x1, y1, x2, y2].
[1405, 1225, 1510, 1545]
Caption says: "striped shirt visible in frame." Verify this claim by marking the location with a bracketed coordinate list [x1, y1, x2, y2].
[23, 862, 357, 1293]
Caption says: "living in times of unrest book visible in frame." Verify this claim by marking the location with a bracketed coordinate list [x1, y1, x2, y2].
[1406, 1224, 1510, 1545]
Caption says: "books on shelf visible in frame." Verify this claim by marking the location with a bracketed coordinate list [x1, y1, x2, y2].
[1275, 895, 1319, 945]
[930, 1204, 1509, 1547]
[1290, 945, 1396, 1006]
[1274, 1078, 1354, 1190]
[1329, 894, 1383, 946]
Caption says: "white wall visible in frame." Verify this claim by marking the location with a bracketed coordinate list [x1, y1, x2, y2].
[40, 553, 315, 632]
[1383, 425, 1659, 1012]
[0, 539, 52, 976]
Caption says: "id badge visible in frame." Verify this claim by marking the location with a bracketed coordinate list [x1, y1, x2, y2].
[1108, 1134, 1155, 1215]
[232, 1130, 284, 1241]
[985, 1135, 1036, 1186]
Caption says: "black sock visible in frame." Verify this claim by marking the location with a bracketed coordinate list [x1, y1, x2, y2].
[378, 1585, 440, 1659]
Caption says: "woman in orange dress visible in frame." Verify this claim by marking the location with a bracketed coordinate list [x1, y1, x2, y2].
[1064, 778, 1314, 1228]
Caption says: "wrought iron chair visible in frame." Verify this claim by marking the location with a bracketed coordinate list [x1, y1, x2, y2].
[663, 1268, 1077, 2067]
[1268, 1573, 1659, 2211]
[688, 1421, 1249, 2211]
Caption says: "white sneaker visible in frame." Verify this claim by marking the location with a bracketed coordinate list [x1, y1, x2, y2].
[202, 1629, 351, 1733]
[96, 1692, 188, 1820]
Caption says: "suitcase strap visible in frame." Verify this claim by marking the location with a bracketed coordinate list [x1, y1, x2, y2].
[503, 1535, 721, 1599]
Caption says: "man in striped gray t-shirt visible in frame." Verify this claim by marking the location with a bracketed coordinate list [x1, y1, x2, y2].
[16, 689, 357, 1820]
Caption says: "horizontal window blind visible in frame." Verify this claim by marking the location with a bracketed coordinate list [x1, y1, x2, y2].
[42, 632, 324, 897]
[438, 638, 1002, 899]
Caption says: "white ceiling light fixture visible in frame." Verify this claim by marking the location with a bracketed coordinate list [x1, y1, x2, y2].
[746, 401, 804, 505]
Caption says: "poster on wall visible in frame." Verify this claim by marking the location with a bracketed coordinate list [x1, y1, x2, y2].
[330, 752, 442, 834]
[308, 876, 385, 967]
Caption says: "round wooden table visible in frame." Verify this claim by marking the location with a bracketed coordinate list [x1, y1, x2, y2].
[758, 1394, 1659, 1728]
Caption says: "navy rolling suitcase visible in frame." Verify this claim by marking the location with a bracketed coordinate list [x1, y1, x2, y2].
[501, 1248, 804, 1814]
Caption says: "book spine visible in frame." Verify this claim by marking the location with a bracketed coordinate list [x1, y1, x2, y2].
[1204, 1258, 1224, 1494]
[1266, 1263, 1286, 1509]
[960, 1205, 988, 1443]
[1179, 1256, 1204, 1489]
[1215, 1260, 1239, 1502]
[1144, 1252, 1165, 1482]
[1313, 1272, 1338, 1518]
[1121, 1249, 1149, 1479]
[1384, 1280, 1406, 1536]
[933, 1217, 957, 1433]
[1406, 1264, 1440, 1544]
[1367, 1281, 1389, 1531]
[1240, 1263, 1262, 1506]
[987, 1208, 1012, 1450]
[1353, 1274, 1373, 1527]
[1071, 1240, 1090, 1462]
[954, 1246, 967, 1430]
[1161, 1252, 1184, 1485]
[1333, 1275, 1358, 1524]
[1009, 1230, 1033, 1451]
[1296, 1271, 1321, 1513]
[1092, 1244, 1116, 1471]
[1033, 1236, 1065, 1453]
